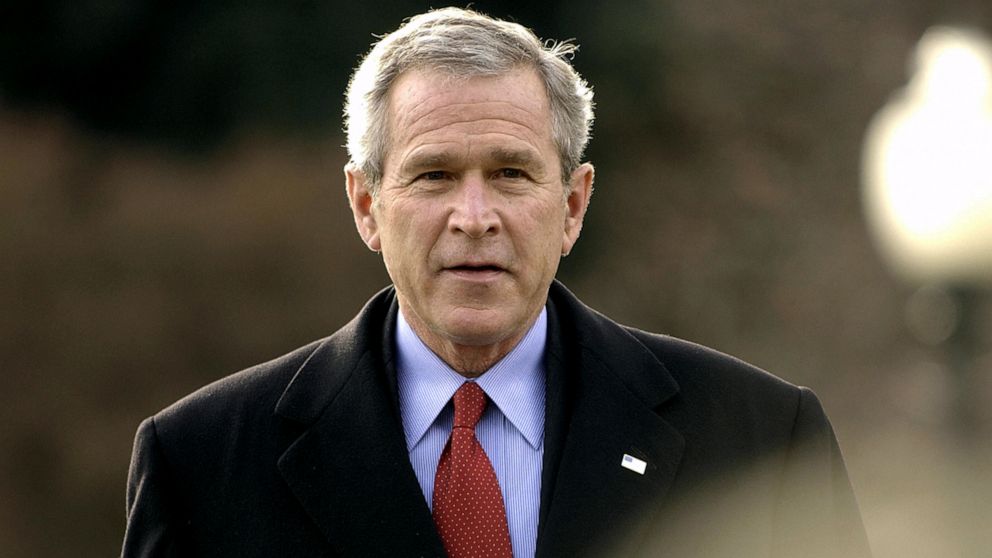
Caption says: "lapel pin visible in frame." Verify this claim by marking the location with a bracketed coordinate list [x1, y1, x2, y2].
[621, 453, 647, 475]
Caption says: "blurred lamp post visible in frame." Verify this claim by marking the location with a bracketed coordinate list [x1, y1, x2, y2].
[862, 26, 992, 440]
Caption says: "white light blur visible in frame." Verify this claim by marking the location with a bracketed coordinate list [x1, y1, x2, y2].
[863, 26, 992, 285]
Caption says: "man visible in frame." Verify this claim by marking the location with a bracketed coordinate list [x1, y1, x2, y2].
[122, 8, 871, 558]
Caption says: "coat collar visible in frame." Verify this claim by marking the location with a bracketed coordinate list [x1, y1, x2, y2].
[537, 281, 685, 557]
[273, 281, 685, 557]
[274, 287, 447, 556]
[274, 286, 397, 425]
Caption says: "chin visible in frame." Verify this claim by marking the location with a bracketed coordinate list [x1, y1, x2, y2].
[439, 311, 516, 347]
[443, 324, 509, 348]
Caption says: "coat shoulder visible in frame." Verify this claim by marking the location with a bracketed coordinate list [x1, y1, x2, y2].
[620, 326, 808, 443]
[624, 326, 800, 396]
[151, 338, 326, 441]
[549, 281, 806, 421]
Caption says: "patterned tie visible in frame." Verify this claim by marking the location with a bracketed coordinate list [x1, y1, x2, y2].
[432, 382, 513, 558]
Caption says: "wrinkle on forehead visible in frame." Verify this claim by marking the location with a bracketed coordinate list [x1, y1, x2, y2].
[395, 102, 549, 148]
[384, 68, 555, 164]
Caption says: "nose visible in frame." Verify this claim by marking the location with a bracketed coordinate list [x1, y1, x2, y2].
[448, 173, 500, 238]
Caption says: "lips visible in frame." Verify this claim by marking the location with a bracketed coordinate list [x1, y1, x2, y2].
[441, 261, 508, 280]
[446, 264, 505, 272]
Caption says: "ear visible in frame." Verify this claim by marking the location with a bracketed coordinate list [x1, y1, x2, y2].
[562, 162, 594, 256]
[345, 164, 381, 252]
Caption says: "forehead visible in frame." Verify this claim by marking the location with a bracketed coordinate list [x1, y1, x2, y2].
[385, 67, 555, 158]
[388, 65, 551, 118]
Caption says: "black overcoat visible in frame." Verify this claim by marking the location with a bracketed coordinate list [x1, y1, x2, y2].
[122, 281, 871, 557]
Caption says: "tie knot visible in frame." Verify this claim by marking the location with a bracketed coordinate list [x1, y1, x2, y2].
[452, 382, 487, 429]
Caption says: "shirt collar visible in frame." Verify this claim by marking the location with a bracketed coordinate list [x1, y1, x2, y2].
[395, 308, 547, 451]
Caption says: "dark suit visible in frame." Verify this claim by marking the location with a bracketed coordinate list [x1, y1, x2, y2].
[122, 281, 870, 557]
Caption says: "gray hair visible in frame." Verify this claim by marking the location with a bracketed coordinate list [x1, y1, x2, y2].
[344, 7, 594, 192]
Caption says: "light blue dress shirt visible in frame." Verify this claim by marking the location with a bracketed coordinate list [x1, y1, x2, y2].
[396, 308, 547, 558]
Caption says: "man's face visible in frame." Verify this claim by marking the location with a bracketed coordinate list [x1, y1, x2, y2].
[347, 67, 592, 365]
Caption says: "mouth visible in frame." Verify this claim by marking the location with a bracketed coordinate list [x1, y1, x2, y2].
[442, 263, 507, 280]
[447, 264, 504, 272]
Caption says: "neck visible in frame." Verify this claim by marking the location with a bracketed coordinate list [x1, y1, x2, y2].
[410, 322, 529, 378]
[432, 339, 524, 378]
[399, 307, 539, 378]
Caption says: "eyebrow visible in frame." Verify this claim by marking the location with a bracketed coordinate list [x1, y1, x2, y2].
[487, 147, 543, 168]
[401, 152, 458, 175]
[400, 146, 546, 175]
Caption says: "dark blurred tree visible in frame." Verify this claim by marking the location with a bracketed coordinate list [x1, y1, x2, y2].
[0, 0, 574, 152]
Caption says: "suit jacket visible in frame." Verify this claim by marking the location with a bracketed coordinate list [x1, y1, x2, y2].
[122, 281, 870, 557]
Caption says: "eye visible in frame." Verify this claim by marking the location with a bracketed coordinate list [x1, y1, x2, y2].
[419, 170, 447, 181]
[497, 168, 525, 179]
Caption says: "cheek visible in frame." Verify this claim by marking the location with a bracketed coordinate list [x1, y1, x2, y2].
[381, 204, 444, 267]
[535, 203, 567, 244]
[381, 203, 423, 243]
[513, 206, 566, 262]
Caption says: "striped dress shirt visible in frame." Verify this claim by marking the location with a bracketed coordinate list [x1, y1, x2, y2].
[396, 308, 547, 558]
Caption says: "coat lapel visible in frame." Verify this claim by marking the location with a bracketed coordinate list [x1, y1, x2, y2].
[537, 282, 686, 557]
[274, 289, 446, 557]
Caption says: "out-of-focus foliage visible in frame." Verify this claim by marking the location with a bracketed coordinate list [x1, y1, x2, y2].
[0, 0, 565, 150]
[2, 2, 992, 557]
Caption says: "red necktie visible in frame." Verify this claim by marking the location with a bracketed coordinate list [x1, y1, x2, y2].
[432, 382, 513, 558]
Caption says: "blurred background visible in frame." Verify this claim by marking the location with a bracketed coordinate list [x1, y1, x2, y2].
[2, 1, 991, 556]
